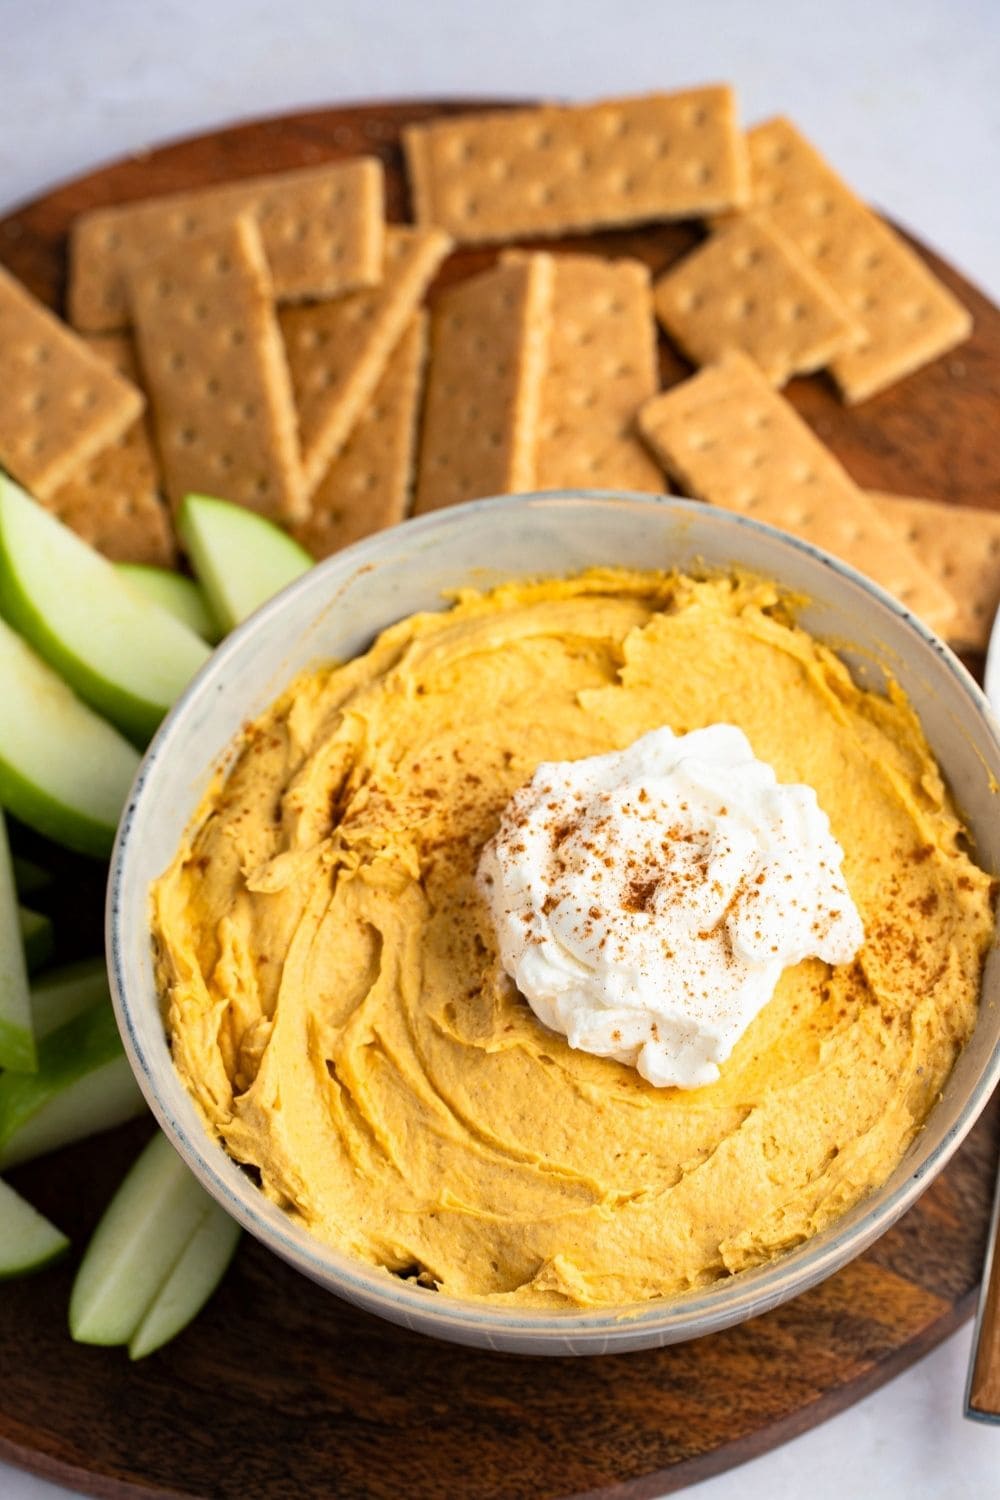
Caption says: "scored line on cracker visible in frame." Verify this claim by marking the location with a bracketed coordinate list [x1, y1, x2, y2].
[504, 250, 662, 493]
[404, 87, 750, 244]
[739, 118, 972, 403]
[637, 350, 956, 634]
[44, 333, 176, 567]
[293, 314, 428, 560]
[280, 226, 451, 497]
[0, 263, 144, 500]
[413, 254, 553, 515]
[653, 214, 858, 386]
[70, 157, 385, 333]
[129, 214, 305, 523]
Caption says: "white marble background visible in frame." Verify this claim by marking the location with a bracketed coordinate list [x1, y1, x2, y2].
[2, 1, 999, 1496]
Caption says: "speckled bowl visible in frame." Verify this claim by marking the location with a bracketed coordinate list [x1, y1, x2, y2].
[107, 492, 1000, 1355]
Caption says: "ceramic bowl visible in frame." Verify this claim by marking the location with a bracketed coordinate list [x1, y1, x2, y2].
[107, 493, 1000, 1355]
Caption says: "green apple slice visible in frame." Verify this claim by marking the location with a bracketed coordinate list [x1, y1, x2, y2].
[70, 1131, 231, 1347]
[0, 1055, 145, 1170]
[0, 1177, 69, 1279]
[0, 476, 211, 743]
[129, 1200, 241, 1359]
[116, 564, 220, 645]
[31, 957, 108, 1041]
[0, 616, 140, 857]
[12, 854, 52, 898]
[0, 814, 34, 1072]
[18, 904, 54, 975]
[0, 1001, 145, 1169]
[178, 492, 312, 635]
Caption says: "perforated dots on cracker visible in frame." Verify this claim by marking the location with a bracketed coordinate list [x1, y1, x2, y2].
[504, 251, 662, 492]
[0, 263, 144, 500]
[129, 214, 304, 522]
[44, 334, 175, 566]
[70, 158, 385, 333]
[742, 118, 972, 403]
[653, 215, 858, 386]
[414, 255, 553, 515]
[293, 315, 428, 560]
[869, 491, 1000, 651]
[280, 227, 451, 497]
[637, 351, 956, 634]
[404, 87, 750, 245]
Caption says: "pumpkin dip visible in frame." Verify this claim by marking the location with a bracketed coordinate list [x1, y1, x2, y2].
[152, 569, 994, 1307]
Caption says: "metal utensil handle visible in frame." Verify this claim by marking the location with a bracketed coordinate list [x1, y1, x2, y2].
[966, 1127, 1000, 1420]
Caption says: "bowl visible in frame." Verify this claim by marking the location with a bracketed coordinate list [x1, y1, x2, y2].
[107, 492, 1000, 1356]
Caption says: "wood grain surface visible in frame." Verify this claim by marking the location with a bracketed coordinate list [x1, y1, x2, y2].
[968, 1175, 1000, 1415]
[0, 99, 998, 1500]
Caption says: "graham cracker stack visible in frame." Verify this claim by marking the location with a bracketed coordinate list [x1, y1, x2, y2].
[280, 227, 451, 497]
[0, 263, 144, 500]
[413, 255, 554, 515]
[869, 492, 1000, 651]
[70, 158, 385, 333]
[503, 251, 662, 493]
[129, 215, 305, 522]
[293, 315, 428, 560]
[637, 351, 956, 635]
[404, 87, 750, 244]
[45, 334, 176, 567]
[653, 214, 858, 386]
[740, 118, 971, 402]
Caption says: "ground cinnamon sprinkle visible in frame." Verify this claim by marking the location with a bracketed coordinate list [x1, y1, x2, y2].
[624, 876, 659, 913]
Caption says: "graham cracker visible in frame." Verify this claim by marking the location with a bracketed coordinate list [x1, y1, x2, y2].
[280, 227, 451, 496]
[293, 314, 428, 560]
[653, 214, 858, 386]
[45, 334, 176, 566]
[743, 118, 971, 403]
[129, 215, 304, 522]
[413, 255, 553, 515]
[637, 352, 956, 634]
[0, 263, 144, 500]
[69, 158, 385, 333]
[869, 491, 1000, 651]
[503, 250, 662, 492]
[403, 87, 750, 244]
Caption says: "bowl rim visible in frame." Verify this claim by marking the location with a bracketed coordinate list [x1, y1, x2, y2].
[107, 490, 1000, 1353]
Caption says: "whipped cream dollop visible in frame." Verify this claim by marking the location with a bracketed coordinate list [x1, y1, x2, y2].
[477, 724, 864, 1089]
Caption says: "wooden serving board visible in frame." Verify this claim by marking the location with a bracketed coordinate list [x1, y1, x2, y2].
[1, 101, 999, 1500]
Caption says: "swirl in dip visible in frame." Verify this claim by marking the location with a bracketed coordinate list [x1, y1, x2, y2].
[152, 570, 994, 1307]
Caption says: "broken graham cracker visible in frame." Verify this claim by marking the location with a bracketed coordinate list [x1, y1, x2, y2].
[869, 491, 1000, 651]
[292, 314, 427, 560]
[45, 334, 176, 566]
[0, 263, 144, 500]
[69, 157, 385, 333]
[413, 255, 553, 515]
[503, 250, 662, 492]
[404, 86, 750, 245]
[129, 215, 304, 522]
[280, 226, 451, 497]
[636, 351, 956, 634]
[653, 214, 858, 387]
[741, 118, 971, 403]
